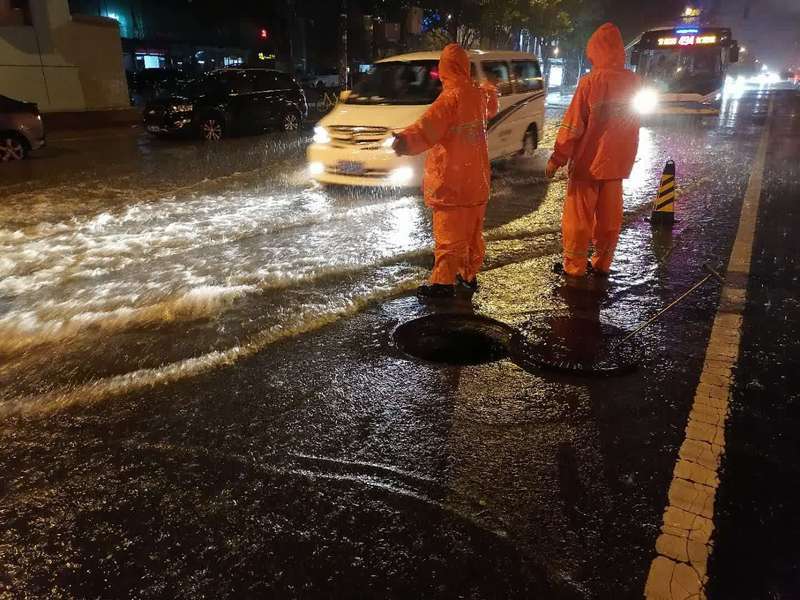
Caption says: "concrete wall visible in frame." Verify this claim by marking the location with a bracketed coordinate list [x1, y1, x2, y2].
[57, 15, 129, 109]
[0, 0, 128, 112]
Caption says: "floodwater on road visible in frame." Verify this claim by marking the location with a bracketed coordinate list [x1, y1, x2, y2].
[0, 99, 754, 414]
[0, 87, 788, 599]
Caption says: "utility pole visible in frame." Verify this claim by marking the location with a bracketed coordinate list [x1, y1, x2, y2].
[339, 0, 348, 88]
[287, 0, 295, 73]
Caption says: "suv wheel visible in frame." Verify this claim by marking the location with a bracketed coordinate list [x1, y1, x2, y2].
[282, 111, 300, 132]
[0, 134, 27, 161]
[199, 117, 224, 141]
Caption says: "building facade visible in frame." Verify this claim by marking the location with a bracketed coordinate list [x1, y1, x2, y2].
[0, 0, 129, 111]
[67, 0, 281, 74]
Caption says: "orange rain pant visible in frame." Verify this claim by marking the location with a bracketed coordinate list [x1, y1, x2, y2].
[430, 205, 487, 285]
[562, 179, 623, 276]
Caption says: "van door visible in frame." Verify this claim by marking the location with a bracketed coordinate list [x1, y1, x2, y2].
[480, 60, 516, 159]
[509, 60, 546, 153]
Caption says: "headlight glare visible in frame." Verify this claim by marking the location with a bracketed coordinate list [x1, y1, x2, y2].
[389, 166, 414, 186]
[632, 88, 659, 114]
[313, 126, 331, 144]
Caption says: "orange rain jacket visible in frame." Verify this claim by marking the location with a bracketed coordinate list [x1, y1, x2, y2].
[550, 23, 641, 180]
[398, 44, 491, 209]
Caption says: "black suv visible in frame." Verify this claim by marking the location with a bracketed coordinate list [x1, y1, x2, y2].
[143, 68, 308, 141]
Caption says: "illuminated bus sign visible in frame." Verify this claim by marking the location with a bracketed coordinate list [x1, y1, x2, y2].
[657, 34, 718, 46]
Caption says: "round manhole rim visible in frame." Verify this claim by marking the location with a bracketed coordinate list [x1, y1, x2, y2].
[392, 313, 515, 366]
[508, 313, 642, 377]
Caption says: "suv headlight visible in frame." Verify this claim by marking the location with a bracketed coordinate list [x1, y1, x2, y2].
[313, 126, 331, 144]
[632, 88, 659, 114]
[171, 104, 194, 113]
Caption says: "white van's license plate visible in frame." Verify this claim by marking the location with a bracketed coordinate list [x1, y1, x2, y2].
[337, 161, 365, 175]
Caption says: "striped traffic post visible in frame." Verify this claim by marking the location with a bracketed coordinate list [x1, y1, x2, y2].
[651, 159, 676, 226]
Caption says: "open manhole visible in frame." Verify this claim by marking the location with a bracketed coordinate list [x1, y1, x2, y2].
[393, 314, 513, 365]
[509, 314, 642, 376]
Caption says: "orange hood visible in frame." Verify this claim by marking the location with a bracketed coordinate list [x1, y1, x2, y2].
[587, 23, 626, 70]
[439, 43, 471, 89]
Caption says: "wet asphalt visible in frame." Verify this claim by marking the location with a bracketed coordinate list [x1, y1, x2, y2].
[1, 88, 798, 599]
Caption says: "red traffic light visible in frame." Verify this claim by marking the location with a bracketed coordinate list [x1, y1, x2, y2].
[260, 28, 268, 40]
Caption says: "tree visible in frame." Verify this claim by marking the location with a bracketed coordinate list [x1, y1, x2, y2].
[418, 0, 590, 50]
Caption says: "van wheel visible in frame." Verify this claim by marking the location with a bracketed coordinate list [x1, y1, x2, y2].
[521, 125, 538, 157]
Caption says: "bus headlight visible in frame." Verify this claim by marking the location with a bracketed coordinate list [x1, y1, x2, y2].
[632, 88, 659, 114]
[389, 166, 414, 186]
[309, 161, 325, 176]
[313, 126, 331, 144]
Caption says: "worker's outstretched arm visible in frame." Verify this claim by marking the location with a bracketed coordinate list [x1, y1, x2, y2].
[393, 92, 456, 156]
[548, 79, 590, 171]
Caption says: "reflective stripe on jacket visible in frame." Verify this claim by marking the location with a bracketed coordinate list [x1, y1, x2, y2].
[399, 44, 491, 208]
[551, 23, 641, 181]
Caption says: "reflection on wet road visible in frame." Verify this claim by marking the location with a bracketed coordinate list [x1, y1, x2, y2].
[0, 88, 795, 598]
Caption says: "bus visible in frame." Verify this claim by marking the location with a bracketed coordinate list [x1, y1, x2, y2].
[629, 26, 740, 115]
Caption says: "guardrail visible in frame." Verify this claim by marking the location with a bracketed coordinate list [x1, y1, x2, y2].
[303, 86, 343, 114]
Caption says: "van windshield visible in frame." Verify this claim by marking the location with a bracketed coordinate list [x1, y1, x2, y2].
[346, 60, 442, 105]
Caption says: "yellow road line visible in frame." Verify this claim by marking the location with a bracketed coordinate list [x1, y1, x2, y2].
[644, 99, 773, 599]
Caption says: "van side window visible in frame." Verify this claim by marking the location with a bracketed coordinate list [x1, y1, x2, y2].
[512, 61, 544, 92]
[481, 61, 513, 96]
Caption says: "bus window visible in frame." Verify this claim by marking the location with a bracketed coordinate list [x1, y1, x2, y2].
[512, 60, 544, 93]
[481, 61, 513, 96]
[639, 47, 723, 94]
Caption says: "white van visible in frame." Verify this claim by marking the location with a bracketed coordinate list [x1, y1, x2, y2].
[307, 50, 546, 187]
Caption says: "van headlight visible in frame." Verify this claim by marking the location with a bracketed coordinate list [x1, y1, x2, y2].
[389, 166, 414, 186]
[313, 126, 331, 144]
[632, 88, 659, 114]
[382, 134, 396, 148]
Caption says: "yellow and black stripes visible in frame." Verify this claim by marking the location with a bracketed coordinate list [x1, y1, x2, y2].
[651, 159, 676, 225]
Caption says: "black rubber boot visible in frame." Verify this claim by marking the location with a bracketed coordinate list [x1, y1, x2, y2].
[586, 262, 609, 277]
[456, 274, 478, 293]
[416, 283, 455, 299]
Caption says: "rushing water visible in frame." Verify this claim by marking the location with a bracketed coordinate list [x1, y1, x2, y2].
[0, 103, 695, 413]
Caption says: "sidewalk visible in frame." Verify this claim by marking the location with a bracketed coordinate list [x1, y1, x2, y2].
[546, 87, 576, 108]
[42, 107, 142, 132]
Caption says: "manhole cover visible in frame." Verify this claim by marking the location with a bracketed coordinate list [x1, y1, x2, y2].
[393, 314, 513, 365]
[509, 314, 642, 376]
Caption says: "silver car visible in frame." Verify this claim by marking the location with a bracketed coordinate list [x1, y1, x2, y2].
[0, 94, 45, 161]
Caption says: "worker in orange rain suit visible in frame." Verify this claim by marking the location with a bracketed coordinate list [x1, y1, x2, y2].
[546, 22, 641, 278]
[393, 43, 494, 299]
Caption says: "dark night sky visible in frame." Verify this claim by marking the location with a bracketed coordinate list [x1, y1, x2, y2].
[601, 0, 800, 67]
[104, 0, 799, 69]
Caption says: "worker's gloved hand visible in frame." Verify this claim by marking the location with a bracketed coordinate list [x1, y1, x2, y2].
[392, 134, 408, 156]
[545, 157, 559, 179]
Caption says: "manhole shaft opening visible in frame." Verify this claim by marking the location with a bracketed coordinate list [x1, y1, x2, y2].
[393, 314, 513, 366]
